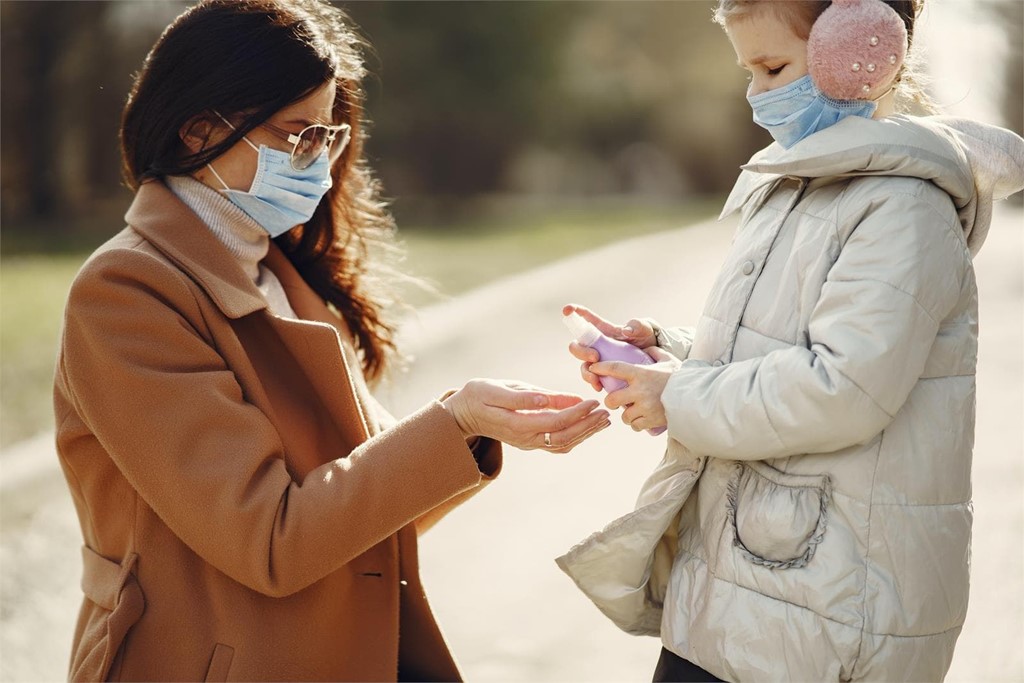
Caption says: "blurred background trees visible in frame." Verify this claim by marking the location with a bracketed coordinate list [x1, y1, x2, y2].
[1, 1, 184, 246]
[0, 0, 1021, 448]
[2, 0, 768, 245]
[2, 0, 1021, 246]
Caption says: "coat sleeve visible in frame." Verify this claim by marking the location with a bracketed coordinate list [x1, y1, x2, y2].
[648, 320, 695, 360]
[413, 436, 502, 535]
[661, 188, 969, 460]
[59, 247, 490, 598]
[365, 392, 502, 535]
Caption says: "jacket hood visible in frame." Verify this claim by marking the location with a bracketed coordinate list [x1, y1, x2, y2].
[722, 114, 1024, 255]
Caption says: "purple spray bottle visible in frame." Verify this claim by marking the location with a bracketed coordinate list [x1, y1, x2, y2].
[563, 311, 667, 436]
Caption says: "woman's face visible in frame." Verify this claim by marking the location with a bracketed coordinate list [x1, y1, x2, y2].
[727, 11, 809, 97]
[194, 80, 338, 192]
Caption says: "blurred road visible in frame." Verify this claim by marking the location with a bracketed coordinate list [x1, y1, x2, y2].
[1, 204, 1020, 682]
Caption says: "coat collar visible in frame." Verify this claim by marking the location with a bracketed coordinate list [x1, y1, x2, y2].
[125, 179, 357, 342]
[262, 241, 356, 344]
[126, 179, 271, 319]
[718, 115, 979, 223]
[716, 113, 1024, 256]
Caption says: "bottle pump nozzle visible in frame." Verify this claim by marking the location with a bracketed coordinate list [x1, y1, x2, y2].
[563, 312, 601, 346]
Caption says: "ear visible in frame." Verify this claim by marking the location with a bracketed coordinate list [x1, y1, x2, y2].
[807, 0, 907, 101]
[178, 113, 221, 154]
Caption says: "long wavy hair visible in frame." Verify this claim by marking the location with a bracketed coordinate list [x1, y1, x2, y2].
[120, 0, 401, 381]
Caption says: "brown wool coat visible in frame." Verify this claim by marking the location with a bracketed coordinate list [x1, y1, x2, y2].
[53, 180, 502, 682]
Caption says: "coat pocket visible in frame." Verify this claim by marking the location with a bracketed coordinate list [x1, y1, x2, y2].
[69, 546, 145, 682]
[726, 461, 832, 569]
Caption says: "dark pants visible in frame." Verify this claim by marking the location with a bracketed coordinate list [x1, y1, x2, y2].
[652, 647, 723, 682]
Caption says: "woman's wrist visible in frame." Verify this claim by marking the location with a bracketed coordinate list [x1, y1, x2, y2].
[440, 389, 474, 440]
[440, 390, 485, 462]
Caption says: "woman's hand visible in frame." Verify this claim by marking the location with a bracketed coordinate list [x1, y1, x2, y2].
[590, 347, 682, 432]
[563, 303, 657, 391]
[442, 379, 611, 454]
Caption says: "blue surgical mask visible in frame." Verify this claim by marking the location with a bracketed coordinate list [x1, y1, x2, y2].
[747, 74, 877, 149]
[207, 136, 333, 238]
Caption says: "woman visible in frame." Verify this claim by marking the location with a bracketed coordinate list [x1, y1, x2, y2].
[54, 1, 610, 680]
[558, 0, 1024, 680]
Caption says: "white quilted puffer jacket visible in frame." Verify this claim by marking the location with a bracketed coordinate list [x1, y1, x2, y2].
[557, 115, 1024, 682]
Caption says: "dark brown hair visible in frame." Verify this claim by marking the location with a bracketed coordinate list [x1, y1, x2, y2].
[120, 0, 401, 381]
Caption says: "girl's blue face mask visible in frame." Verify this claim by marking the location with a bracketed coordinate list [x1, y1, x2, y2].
[747, 74, 877, 149]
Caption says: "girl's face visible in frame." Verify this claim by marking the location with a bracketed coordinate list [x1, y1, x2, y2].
[727, 10, 809, 97]
[192, 80, 337, 192]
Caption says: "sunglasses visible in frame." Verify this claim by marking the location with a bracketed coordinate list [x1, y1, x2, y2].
[215, 111, 351, 171]
[259, 120, 352, 171]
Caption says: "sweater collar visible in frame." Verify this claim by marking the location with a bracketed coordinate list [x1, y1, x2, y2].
[125, 180, 269, 319]
[163, 174, 269, 281]
[125, 179, 347, 331]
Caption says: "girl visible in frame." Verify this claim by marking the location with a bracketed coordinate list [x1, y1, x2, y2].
[53, 0, 610, 680]
[558, 0, 1024, 680]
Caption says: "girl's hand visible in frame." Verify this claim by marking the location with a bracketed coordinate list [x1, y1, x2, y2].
[563, 303, 657, 392]
[590, 347, 682, 432]
[563, 304, 656, 348]
[442, 379, 611, 454]
[567, 340, 603, 392]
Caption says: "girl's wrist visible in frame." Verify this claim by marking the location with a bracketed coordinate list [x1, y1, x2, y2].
[649, 322, 665, 349]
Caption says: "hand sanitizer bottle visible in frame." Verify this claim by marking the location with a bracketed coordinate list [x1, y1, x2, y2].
[563, 311, 666, 435]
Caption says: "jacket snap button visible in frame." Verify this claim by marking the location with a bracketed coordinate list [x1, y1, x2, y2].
[742, 260, 755, 275]
[712, 360, 724, 367]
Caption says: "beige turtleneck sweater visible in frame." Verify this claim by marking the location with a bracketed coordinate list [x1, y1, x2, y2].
[165, 175, 298, 319]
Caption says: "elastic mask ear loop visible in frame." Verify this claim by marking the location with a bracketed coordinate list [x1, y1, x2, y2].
[206, 161, 233, 192]
[214, 111, 259, 152]
[207, 110, 259, 191]
[869, 82, 897, 103]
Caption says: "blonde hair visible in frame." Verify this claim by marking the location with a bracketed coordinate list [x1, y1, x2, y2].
[714, 0, 937, 113]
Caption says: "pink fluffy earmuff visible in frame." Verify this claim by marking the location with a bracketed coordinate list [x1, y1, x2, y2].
[806, 0, 907, 101]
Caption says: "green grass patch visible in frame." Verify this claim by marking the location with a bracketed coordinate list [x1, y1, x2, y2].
[1, 255, 88, 448]
[0, 198, 719, 448]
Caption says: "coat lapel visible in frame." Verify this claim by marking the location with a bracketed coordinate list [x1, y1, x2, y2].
[125, 180, 268, 319]
[127, 179, 372, 453]
[262, 244, 373, 444]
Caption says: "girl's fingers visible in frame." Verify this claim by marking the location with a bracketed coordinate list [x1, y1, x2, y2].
[580, 364, 603, 392]
[568, 343, 603, 391]
[622, 318, 657, 347]
[646, 346, 676, 362]
[590, 360, 634, 381]
[568, 341, 599, 363]
[565, 303, 621, 339]
[564, 303, 601, 321]
[604, 387, 634, 410]
[620, 403, 640, 426]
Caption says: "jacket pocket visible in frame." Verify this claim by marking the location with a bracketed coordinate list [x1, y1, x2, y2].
[69, 546, 145, 682]
[726, 461, 832, 569]
[204, 643, 235, 682]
